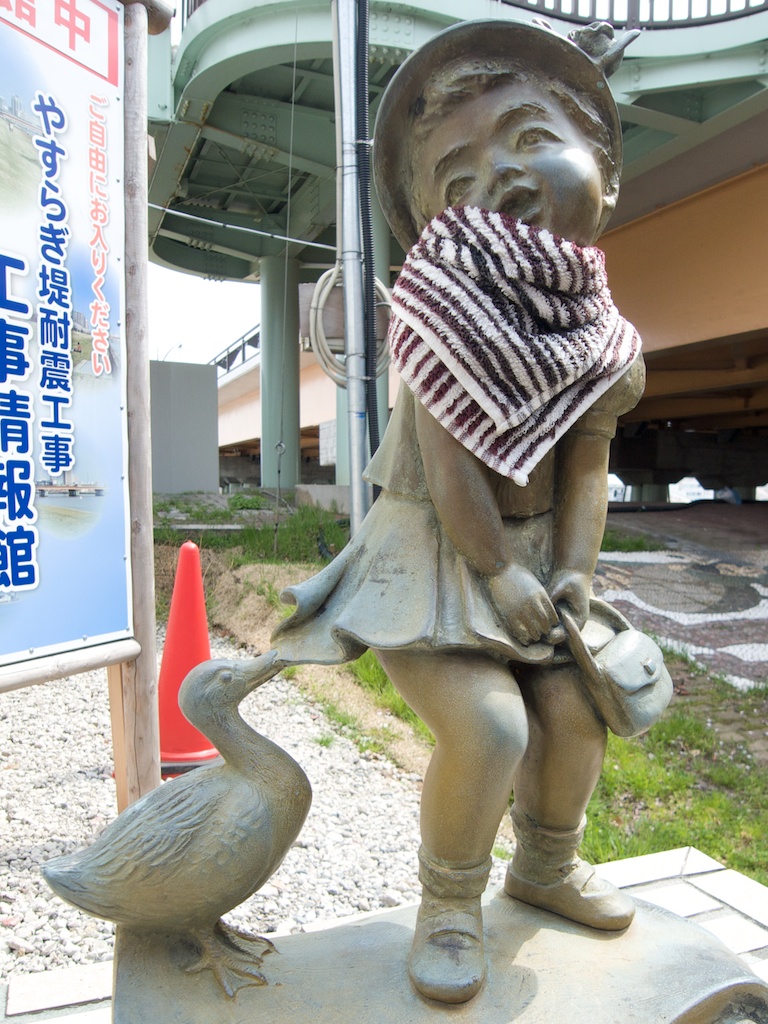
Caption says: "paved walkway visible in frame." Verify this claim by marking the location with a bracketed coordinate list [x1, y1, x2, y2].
[596, 502, 767, 691]
[594, 502, 768, 764]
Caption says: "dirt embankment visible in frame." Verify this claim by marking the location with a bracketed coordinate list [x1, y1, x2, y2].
[156, 547, 433, 780]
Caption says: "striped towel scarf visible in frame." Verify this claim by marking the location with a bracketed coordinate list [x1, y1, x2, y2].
[389, 206, 642, 485]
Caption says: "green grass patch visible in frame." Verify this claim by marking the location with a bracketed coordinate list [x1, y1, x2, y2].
[256, 579, 288, 614]
[600, 528, 666, 552]
[308, 693, 396, 756]
[258, 505, 348, 563]
[154, 494, 236, 524]
[154, 525, 188, 547]
[154, 505, 350, 565]
[227, 492, 270, 512]
[582, 708, 768, 884]
[348, 650, 435, 746]
[656, 642, 708, 676]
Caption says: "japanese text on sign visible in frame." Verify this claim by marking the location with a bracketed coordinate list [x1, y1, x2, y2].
[0, 0, 119, 86]
[0, 251, 38, 591]
[35, 92, 75, 482]
[89, 94, 112, 377]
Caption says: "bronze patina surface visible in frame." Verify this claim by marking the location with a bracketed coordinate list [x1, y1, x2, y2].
[113, 895, 768, 1024]
[274, 17, 651, 1004]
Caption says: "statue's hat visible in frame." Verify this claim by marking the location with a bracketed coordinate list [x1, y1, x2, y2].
[373, 18, 637, 251]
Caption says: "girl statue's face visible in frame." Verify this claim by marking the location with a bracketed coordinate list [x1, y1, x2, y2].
[413, 80, 607, 246]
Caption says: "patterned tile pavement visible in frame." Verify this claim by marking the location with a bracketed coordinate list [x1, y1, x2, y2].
[596, 848, 768, 984]
[595, 503, 768, 691]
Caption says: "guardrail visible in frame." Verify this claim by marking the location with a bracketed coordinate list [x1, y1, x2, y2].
[502, 0, 768, 27]
[210, 327, 261, 380]
[185, 0, 768, 29]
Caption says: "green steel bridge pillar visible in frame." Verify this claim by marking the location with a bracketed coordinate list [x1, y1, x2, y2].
[260, 256, 301, 490]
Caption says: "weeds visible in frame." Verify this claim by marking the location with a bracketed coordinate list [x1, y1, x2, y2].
[309, 693, 393, 756]
[154, 494, 236, 524]
[228, 493, 269, 512]
[348, 650, 434, 746]
[257, 579, 287, 613]
[600, 528, 666, 552]
[582, 709, 768, 884]
[155, 505, 349, 566]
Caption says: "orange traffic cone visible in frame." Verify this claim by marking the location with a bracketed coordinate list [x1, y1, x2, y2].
[158, 541, 219, 775]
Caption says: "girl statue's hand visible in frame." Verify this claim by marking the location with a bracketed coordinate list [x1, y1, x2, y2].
[546, 569, 591, 644]
[488, 564, 559, 647]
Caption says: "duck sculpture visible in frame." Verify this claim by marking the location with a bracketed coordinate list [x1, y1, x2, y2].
[43, 651, 312, 997]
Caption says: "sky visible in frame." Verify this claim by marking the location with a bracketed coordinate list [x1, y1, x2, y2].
[147, 262, 261, 364]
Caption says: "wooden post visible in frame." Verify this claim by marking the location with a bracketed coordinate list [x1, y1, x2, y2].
[107, 663, 130, 813]
[111, 0, 162, 806]
[119, 0, 174, 36]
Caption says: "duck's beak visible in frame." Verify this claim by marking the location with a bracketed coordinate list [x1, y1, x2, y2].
[238, 649, 287, 696]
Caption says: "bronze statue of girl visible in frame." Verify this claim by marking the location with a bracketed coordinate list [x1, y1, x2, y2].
[274, 18, 653, 1005]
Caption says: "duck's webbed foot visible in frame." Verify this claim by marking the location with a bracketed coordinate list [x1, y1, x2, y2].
[186, 921, 277, 997]
[217, 919, 277, 960]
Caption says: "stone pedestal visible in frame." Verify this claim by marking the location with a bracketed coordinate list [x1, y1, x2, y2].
[113, 891, 768, 1023]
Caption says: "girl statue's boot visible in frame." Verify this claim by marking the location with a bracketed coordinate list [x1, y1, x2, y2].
[409, 847, 491, 1004]
[504, 807, 635, 930]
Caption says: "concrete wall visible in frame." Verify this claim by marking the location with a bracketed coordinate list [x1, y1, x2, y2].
[150, 361, 219, 494]
[217, 356, 401, 451]
[300, 363, 338, 428]
[218, 387, 261, 449]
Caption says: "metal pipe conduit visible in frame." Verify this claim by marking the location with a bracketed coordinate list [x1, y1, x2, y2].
[333, 0, 370, 534]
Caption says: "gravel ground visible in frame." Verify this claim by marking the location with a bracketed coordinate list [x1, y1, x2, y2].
[0, 631, 509, 982]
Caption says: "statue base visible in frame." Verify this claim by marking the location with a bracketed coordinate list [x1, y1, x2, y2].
[113, 891, 768, 1023]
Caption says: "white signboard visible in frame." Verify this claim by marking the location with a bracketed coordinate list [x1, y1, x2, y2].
[0, 0, 131, 668]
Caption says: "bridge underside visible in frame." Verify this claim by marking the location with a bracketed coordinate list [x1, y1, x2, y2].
[613, 331, 768, 489]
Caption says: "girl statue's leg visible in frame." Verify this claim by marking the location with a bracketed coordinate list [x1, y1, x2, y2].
[506, 662, 635, 929]
[375, 649, 528, 1004]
